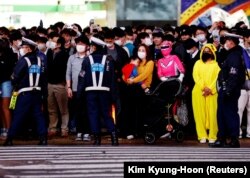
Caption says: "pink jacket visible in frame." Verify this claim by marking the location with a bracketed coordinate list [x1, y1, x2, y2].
[157, 55, 185, 78]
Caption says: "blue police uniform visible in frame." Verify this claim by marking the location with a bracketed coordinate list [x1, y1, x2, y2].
[77, 51, 118, 145]
[4, 49, 48, 146]
[213, 45, 245, 148]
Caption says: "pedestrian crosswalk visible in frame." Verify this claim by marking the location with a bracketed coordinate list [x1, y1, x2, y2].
[0, 146, 250, 178]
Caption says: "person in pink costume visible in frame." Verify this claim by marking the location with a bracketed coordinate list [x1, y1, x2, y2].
[157, 40, 185, 82]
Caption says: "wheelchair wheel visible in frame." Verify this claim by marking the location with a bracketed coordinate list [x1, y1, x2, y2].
[144, 132, 156, 145]
[175, 130, 184, 143]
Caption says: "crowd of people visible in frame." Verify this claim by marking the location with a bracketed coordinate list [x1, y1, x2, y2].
[0, 19, 250, 148]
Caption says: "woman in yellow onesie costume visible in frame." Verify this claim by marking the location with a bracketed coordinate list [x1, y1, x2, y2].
[192, 43, 220, 144]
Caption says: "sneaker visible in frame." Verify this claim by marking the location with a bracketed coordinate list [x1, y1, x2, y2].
[199, 138, 206, 143]
[144, 88, 151, 95]
[208, 140, 215, 144]
[160, 133, 170, 138]
[83, 134, 91, 141]
[127, 135, 134, 140]
[75, 133, 82, 141]
[239, 135, 242, 139]
[246, 134, 250, 138]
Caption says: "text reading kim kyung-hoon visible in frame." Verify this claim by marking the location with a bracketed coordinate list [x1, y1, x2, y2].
[124, 162, 250, 177]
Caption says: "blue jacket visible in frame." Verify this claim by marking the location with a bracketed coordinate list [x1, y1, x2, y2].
[77, 51, 117, 101]
[11, 51, 48, 98]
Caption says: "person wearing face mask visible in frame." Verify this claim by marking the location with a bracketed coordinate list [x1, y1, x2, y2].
[157, 40, 185, 83]
[36, 37, 48, 55]
[182, 38, 200, 136]
[192, 44, 220, 144]
[122, 58, 150, 95]
[47, 34, 70, 138]
[77, 36, 118, 146]
[211, 35, 245, 148]
[4, 39, 48, 146]
[103, 30, 130, 138]
[113, 27, 133, 58]
[66, 35, 91, 141]
[195, 26, 209, 50]
[124, 44, 154, 139]
[133, 32, 153, 58]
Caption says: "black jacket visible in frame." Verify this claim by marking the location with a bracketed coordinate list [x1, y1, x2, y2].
[218, 45, 245, 96]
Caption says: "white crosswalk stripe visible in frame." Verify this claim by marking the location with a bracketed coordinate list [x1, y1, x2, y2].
[0, 146, 250, 178]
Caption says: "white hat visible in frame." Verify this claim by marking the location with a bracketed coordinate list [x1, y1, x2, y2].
[21, 37, 37, 47]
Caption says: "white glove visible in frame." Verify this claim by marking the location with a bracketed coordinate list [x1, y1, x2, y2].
[178, 73, 184, 82]
[160, 77, 168, 81]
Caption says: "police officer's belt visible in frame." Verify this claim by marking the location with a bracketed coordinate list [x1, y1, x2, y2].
[18, 87, 41, 94]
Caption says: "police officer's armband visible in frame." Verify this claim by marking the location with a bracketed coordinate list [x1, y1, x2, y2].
[9, 92, 18, 110]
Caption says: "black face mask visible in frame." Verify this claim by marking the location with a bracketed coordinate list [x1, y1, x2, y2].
[202, 53, 212, 62]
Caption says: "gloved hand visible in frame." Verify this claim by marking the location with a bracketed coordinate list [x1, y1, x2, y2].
[160, 77, 168, 81]
[178, 73, 184, 82]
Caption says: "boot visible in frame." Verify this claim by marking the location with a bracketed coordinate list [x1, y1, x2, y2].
[3, 137, 13, 146]
[209, 138, 226, 148]
[38, 136, 48, 146]
[93, 134, 101, 146]
[111, 131, 119, 146]
[227, 137, 240, 148]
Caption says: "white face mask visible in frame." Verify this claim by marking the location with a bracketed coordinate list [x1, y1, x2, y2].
[37, 43, 46, 51]
[115, 39, 122, 46]
[138, 51, 146, 59]
[76, 45, 86, 53]
[196, 34, 206, 42]
[224, 43, 229, 51]
[19, 48, 26, 56]
[46, 41, 56, 49]
[145, 38, 153, 46]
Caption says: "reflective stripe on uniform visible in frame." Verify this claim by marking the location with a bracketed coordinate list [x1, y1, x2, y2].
[87, 55, 107, 91]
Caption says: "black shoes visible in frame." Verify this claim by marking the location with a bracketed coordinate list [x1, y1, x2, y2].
[3, 137, 13, 146]
[93, 134, 101, 146]
[111, 132, 119, 146]
[209, 140, 226, 147]
[227, 139, 240, 148]
[3, 137, 48, 146]
[210, 139, 240, 148]
[93, 132, 119, 146]
[38, 136, 48, 146]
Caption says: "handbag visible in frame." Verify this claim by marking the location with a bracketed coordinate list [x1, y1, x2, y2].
[173, 99, 189, 126]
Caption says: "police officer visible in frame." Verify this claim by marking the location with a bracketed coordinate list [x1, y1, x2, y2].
[211, 34, 245, 148]
[4, 38, 48, 146]
[77, 35, 118, 146]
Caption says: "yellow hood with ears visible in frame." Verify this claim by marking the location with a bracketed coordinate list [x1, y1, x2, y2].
[200, 43, 217, 61]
